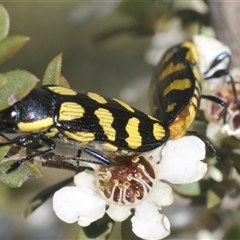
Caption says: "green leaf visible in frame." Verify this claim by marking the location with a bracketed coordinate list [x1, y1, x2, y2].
[0, 35, 29, 64]
[42, 53, 62, 85]
[42, 53, 71, 87]
[0, 145, 11, 162]
[206, 185, 225, 208]
[0, 70, 39, 111]
[78, 216, 114, 240]
[0, 160, 42, 188]
[58, 74, 71, 88]
[0, 73, 8, 89]
[0, 134, 11, 162]
[122, 215, 141, 240]
[206, 190, 222, 209]
[25, 177, 73, 217]
[172, 182, 202, 197]
[0, 4, 9, 42]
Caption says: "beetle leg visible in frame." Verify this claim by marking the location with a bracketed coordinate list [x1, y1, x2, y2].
[83, 147, 111, 165]
[0, 135, 33, 147]
[204, 52, 240, 110]
[7, 135, 56, 173]
[76, 149, 82, 158]
[204, 52, 231, 77]
[201, 94, 228, 123]
[201, 94, 227, 107]
[67, 148, 110, 167]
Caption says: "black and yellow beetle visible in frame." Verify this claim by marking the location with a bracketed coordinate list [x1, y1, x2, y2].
[149, 35, 232, 150]
[0, 85, 170, 172]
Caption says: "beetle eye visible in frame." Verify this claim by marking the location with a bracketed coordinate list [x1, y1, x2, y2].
[0, 107, 17, 130]
[9, 110, 17, 119]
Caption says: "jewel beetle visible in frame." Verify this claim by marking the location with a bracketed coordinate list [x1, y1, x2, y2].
[149, 35, 234, 154]
[0, 85, 169, 172]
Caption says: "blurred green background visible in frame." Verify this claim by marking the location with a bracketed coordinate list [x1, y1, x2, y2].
[1, 2, 154, 112]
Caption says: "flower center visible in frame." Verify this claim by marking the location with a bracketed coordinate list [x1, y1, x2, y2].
[95, 154, 156, 206]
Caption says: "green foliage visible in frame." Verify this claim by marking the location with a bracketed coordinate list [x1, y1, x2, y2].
[0, 35, 30, 65]
[172, 182, 203, 197]
[121, 215, 142, 240]
[0, 5, 71, 188]
[206, 188, 224, 209]
[0, 53, 70, 187]
[42, 53, 70, 87]
[0, 160, 42, 188]
[0, 70, 39, 111]
[0, 4, 38, 112]
[25, 177, 73, 217]
[224, 223, 240, 239]
[78, 216, 114, 240]
[0, 4, 42, 188]
[0, 4, 9, 41]
[0, 53, 69, 188]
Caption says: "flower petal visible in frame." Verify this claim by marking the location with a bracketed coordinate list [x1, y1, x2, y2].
[158, 136, 207, 184]
[149, 181, 173, 207]
[206, 122, 227, 144]
[74, 169, 96, 189]
[222, 122, 240, 139]
[53, 186, 106, 226]
[131, 201, 170, 239]
[193, 35, 231, 75]
[106, 204, 132, 222]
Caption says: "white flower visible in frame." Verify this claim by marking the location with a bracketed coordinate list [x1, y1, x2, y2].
[201, 67, 240, 141]
[193, 35, 240, 141]
[53, 136, 207, 240]
[193, 35, 231, 78]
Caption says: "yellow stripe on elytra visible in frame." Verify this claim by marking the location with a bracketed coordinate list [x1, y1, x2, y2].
[191, 95, 199, 108]
[153, 123, 166, 140]
[102, 142, 118, 152]
[192, 65, 203, 84]
[113, 98, 135, 112]
[147, 115, 159, 121]
[88, 92, 107, 104]
[62, 130, 95, 142]
[125, 117, 142, 149]
[48, 86, 77, 96]
[94, 108, 116, 142]
[160, 62, 186, 81]
[161, 47, 179, 64]
[59, 102, 85, 121]
[181, 41, 199, 63]
[18, 118, 53, 132]
[44, 127, 58, 138]
[166, 102, 176, 112]
[163, 78, 192, 96]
